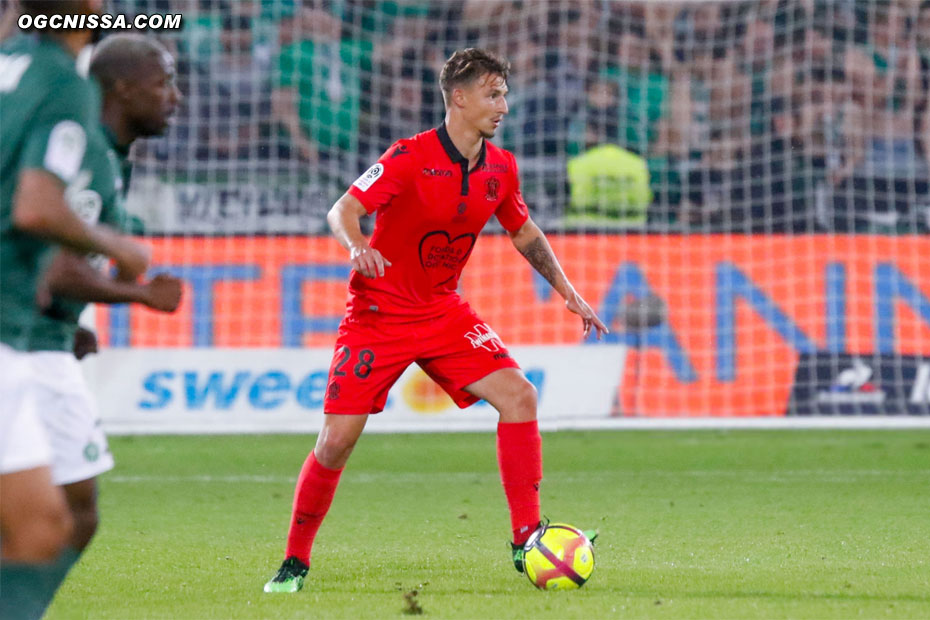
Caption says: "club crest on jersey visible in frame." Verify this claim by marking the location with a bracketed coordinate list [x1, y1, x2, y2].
[391, 144, 409, 158]
[465, 323, 504, 352]
[65, 170, 102, 224]
[352, 163, 384, 192]
[453, 202, 468, 223]
[485, 177, 500, 201]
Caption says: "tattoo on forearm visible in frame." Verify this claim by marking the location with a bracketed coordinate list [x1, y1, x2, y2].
[520, 237, 559, 287]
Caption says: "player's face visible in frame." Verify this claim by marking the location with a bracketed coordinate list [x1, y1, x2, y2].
[460, 73, 509, 140]
[128, 51, 181, 137]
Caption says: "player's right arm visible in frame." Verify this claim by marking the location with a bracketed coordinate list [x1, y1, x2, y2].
[13, 169, 150, 280]
[330, 140, 415, 278]
[327, 193, 392, 278]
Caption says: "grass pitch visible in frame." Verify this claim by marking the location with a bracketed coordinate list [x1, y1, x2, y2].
[47, 430, 930, 619]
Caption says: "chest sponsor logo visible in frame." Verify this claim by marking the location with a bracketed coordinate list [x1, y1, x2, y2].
[422, 167, 452, 177]
[418, 230, 476, 287]
[465, 323, 505, 353]
[484, 177, 500, 201]
[352, 163, 384, 192]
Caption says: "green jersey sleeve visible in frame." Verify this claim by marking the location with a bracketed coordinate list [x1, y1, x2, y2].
[19, 76, 96, 186]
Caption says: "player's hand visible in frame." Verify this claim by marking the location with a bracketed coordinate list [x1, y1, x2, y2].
[141, 273, 183, 312]
[73, 326, 98, 360]
[350, 244, 392, 278]
[565, 290, 609, 340]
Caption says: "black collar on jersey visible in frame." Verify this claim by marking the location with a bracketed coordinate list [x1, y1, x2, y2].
[436, 123, 487, 196]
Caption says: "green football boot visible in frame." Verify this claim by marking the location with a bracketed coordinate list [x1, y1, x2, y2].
[511, 518, 549, 573]
[263, 556, 308, 593]
[512, 522, 598, 574]
[511, 541, 527, 573]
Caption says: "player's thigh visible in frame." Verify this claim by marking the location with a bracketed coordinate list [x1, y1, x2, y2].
[417, 305, 522, 409]
[0, 466, 70, 560]
[323, 320, 414, 415]
[30, 351, 114, 486]
[0, 345, 53, 478]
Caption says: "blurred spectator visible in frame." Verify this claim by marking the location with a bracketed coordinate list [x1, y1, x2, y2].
[613, 30, 666, 157]
[566, 103, 652, 229]
[584, 78, 621, 147]
[273, 6, 372, 175]
[531, 2, 595, 157]
[497, 38, 541, 153]
[917, 1, 930, 207]
[737, 94, 819, 233]
[830, 0, 928, 232]
[372, 56, 425, 153]
[641, 1, 682, 73]
[342, 0, 432, 37]
[461, 0, 525, 50]
[196, 14, 274, 162]
[107, 0, 930, 234]
[367, 13, 443, 147]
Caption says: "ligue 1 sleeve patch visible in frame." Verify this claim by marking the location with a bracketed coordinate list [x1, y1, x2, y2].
[352, 163, 384, 192]
[44, 120, 87, 183]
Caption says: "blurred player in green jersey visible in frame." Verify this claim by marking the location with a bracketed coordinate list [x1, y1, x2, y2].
[0, 3, 149, 618]
[18, 33, 184, 617]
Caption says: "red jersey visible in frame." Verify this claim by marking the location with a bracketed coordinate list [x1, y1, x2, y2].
[346, 124, 529, 320]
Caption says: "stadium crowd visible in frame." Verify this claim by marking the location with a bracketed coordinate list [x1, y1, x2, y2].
[109, 0, 930, 233]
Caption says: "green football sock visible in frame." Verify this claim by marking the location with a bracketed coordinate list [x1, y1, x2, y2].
[37, 547, 81, 615]
[0, 561, 57, 620]
[0, 547, 80, 620]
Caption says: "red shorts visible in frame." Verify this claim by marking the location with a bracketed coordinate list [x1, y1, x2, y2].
[323, 302, 520, 414]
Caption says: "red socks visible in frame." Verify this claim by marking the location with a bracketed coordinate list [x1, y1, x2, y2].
[283, 423, 540, 562]
[285, 451, 344, 565]
[497, 420, 543, 545]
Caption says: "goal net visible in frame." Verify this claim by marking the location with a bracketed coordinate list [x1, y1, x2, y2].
[85, 0, 930, 421]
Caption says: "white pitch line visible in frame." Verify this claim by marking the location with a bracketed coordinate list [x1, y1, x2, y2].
[105, 469, 930, 485]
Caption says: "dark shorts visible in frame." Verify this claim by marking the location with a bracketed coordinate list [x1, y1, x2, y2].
[322, 303, 520, 414]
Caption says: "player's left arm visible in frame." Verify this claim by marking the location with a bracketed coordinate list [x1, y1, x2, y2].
[507, 218, 609, 339]
[42, 249, 182, 312]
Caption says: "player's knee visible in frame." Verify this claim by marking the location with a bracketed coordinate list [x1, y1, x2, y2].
[4, 503, 73, 562]
[315, 431, 360, 469]
[498, 379, 537, 422]
[514, 380, 538, 416]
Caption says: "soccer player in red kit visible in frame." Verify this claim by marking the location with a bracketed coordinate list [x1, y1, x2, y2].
[264, 48, 608, 593]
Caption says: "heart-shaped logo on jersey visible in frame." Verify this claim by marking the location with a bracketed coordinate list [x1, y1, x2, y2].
[418, 230, 477, 287]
